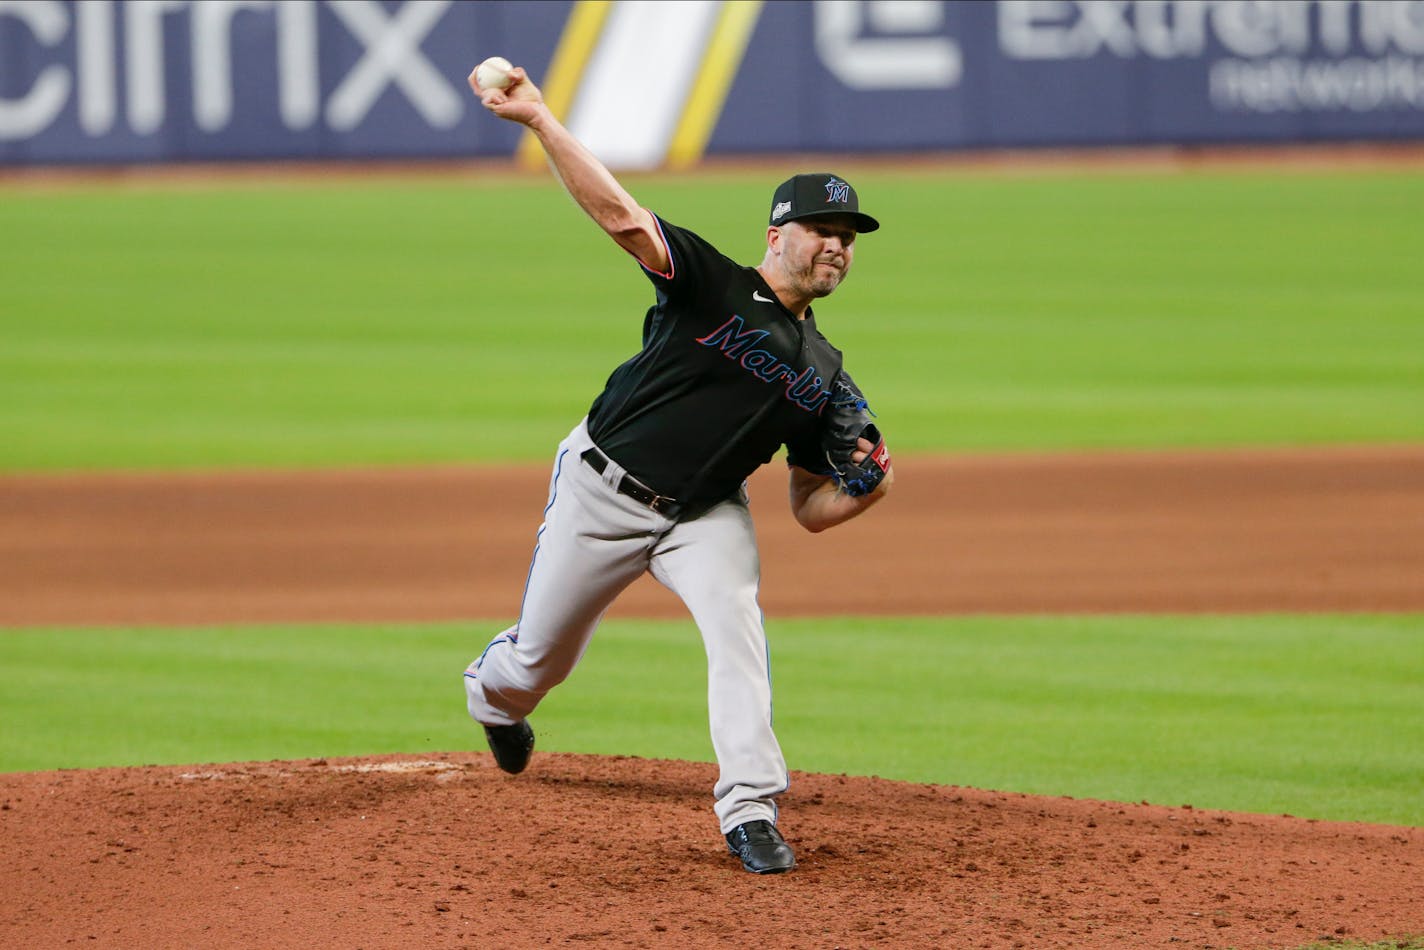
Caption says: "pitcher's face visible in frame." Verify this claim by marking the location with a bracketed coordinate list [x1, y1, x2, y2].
[771, 216, 858, 299]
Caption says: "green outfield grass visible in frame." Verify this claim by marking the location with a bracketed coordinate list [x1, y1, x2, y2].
[3, 167, 1423, 471]
[2, 614, 1420, 827]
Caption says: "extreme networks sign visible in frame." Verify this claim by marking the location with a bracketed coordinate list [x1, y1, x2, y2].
[2, 0, 1422, 168]
[738, 0, 1424, 154]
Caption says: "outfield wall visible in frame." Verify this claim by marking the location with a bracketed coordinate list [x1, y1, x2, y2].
[3, 0, 1423, 169]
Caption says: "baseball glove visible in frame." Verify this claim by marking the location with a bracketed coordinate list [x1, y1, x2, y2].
[822, 370, 891, 497]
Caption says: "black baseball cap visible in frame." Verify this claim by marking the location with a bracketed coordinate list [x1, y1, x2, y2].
[768, 173, 880, 233]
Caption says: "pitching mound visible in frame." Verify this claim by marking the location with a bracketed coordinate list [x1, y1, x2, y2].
[3, 752, 1421, 948]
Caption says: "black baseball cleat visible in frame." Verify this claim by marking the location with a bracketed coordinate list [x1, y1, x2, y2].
[482, 720, 534, 774]
[725, 819, 796, 874]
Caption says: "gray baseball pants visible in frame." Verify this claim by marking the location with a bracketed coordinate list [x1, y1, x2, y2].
[464, 418, 788, 833]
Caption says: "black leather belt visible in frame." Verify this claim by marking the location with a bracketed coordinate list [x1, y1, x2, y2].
[580, 448, 684, 517]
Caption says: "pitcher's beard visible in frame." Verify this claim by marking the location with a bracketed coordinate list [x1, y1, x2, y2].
[800, 261, 846, 299]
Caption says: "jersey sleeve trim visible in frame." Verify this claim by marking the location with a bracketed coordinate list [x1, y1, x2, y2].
[634, 213, 675, 280]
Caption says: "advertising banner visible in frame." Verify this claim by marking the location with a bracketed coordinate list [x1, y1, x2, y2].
[3, 0, 1423, 167]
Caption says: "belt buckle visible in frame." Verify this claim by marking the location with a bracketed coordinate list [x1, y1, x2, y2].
[595, 455, 679, 517]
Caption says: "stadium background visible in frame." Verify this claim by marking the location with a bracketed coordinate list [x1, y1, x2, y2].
[6, 0, 1424, 166]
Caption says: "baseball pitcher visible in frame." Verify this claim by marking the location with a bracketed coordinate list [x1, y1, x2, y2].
[463, 59, 894, 874]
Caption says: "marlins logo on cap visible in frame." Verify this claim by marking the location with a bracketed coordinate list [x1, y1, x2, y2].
[768, 173, 880, 233]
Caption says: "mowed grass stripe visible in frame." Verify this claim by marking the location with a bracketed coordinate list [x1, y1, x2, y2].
[1, 613, 1419, 827]
[2, 170, 1422, 470]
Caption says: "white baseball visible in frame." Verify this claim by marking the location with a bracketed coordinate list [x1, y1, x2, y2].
[475, 56, 514, 92]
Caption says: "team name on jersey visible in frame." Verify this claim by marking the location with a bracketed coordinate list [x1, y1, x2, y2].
[695, 314, 832, 414]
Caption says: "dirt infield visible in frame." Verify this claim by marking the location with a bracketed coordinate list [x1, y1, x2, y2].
[3, 445, 1423, 948]
[4, 445, 1424, 626]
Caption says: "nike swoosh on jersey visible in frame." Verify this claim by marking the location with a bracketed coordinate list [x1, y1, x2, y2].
[752, 291, 776, 303]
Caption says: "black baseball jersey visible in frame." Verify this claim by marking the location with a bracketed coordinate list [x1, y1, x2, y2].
[586, 215, 842, 507]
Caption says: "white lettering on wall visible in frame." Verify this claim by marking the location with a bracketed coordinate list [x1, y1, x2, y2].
[189, 0, 318, 132]
[278, 1, 320, 129]
[996, 0, 1424, 112]
[1000, 0, 1424, 60]
[76, 0, 116, 135]
[325, 0, 459, 131]
[0, 0, 460, 142]
[194, 0, 270, 132]
[1134, 0, 1210, 58]
[0, 0, 72, 139]
[125, 0, 185, 135]
[814, 0, 963, 89]
[1211, 54, 1424, 110]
